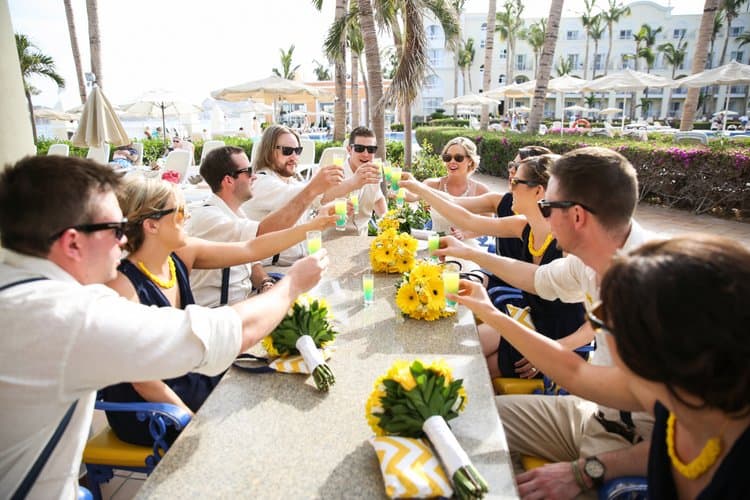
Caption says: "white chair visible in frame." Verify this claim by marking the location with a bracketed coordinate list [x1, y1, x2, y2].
[163, 150, 192, 183]
[673, 131, 708, 145]
[250, 138, 262, 163]
[199, 140, 226, 165]
[47, 143, 69, 156]
[86, 144, 111, 165]
[131, 142, 144, 165]
[299, 138, 316, 165]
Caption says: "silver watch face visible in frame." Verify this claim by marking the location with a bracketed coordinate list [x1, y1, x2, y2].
[584, 458, 604, 478]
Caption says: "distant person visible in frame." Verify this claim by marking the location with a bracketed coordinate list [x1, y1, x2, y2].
[238, 127, 249, 138]
[153, 127, 162, 139]
[251, 117, 261, 136]
[170, 137, 195, 165]
[109, 145, 139, 171]
[144, 126, 152, 140]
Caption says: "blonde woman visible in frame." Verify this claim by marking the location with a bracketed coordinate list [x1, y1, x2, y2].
[101, 176, 335, 445]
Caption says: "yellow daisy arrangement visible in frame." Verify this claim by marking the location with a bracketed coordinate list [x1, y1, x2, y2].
[395, 260, 454, 321]
[365, 359, 488, 499]
[370, 229, 418, 274]
[262, 294, 337, 391]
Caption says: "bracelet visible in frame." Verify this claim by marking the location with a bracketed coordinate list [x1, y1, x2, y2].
[571, 459, 587, 491]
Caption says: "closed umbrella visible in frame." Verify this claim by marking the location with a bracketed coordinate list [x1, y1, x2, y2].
[676, 61, 750, 131]
[71, 86, 129, 148]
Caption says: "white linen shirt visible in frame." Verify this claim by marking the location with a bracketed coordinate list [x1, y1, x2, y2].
[344, 157, 385, 228]
[186, 193, 259, 307]
[241, 168, 310, 266]
[0, 250, 242, 499]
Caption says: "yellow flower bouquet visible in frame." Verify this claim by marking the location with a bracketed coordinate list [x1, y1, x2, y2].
[262, 294, 337, 391]
[366, 359, 488, 499]
[396, 260, 455, 321]
[370, 229, 418, 274]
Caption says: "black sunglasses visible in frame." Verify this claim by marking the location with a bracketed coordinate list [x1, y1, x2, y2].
[442, 153, 466, 163]
[510, 177, 540, 188]
[351, 144, 378, 154]
[276, 146, 303, 156]
[537, 199, 597, 218]
[586, 303, 610, 333]
[140, 205, 186, 221]
[229, 167, 252, 178]
[50, 218, 128, 241]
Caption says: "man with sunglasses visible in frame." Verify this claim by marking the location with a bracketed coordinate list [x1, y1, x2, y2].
[436, 147, 657, 499]
[318, 126, 386, 229]
[0, 155, 328, 498]
[243, 125, 345, 265]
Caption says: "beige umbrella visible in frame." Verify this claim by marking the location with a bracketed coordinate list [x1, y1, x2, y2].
[443, 93, 501, 106]
[121, 89, 202, 146]
[71, 86, 130, 148]
[33, 107, 79, 121]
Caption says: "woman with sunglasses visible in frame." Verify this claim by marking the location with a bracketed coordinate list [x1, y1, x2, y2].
[420, 137, 489, 243]
[100, 176, 335, 446]
[400, 155, 585, 380]
[454, 234, 750, 499]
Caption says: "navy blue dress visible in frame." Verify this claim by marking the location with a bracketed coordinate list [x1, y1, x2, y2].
[101, 253, 224, 446]
[496, 225, 585, 376]
[648, 401, 750, 499]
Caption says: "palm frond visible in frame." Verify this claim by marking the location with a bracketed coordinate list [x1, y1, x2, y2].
[384, 0, 428, 109]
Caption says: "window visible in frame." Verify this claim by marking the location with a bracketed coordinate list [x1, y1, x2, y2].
[673, 28, 686, 39]
[731, 26, 744, 37]
[566, 30, 578, 40]
[481, 22, 487, 31]
[619, 29, 632, 40]
[670, 101, 680, 113]
[516, 54, 527, 71]
[428, 49, 443, 67]
[567, 54, 580, 69]
[498, 74, 505, 84]
[427, 25, 440, 40]
[499, 48, 507, 60]
[480, 38, 486, 48]
[594, 53, 605, 71]
[730, 51, 744, 63]
[424, 75, 440, 89]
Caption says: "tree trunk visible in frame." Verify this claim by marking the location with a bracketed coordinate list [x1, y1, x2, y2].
[592, 39, 600, 78]
[680, 0, 720, 131]
[64, 0, 86, 104]
[453, 51, 459, 117]
[333, 0, 347, 142]
[605, 23, 613, 75]
[719, 13, 734, 66]
[351, 51, 360, 128]
[528, 0, 563, 134]
[480, 0, 497, 130]
[359, 59, 370, 127]
[404, 105, 412, 169]
[86, 0, 103, 89]
[583, 34, 590, 80]
[358, 0, 385, 159]
[26, 89, 38, 143]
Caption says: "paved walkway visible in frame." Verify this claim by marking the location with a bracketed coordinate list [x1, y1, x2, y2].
[473, 173, 750, 248]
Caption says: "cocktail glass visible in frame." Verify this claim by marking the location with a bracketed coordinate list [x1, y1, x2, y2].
[428, 232, 440, 262]
[335, 198, 347, 231]
[442, 270, 459, 312]
[306, 230, 322, 254]
[390, 167, 402, 192]
[363, 272, 374, 305]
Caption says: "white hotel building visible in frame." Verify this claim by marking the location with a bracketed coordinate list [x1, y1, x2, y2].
[416, 0, 750, 120]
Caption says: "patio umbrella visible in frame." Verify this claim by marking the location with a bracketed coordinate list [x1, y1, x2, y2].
[511, 105, 531, 114]
[71, 86, 130, 148]
[211, 75, 333, 122]
[33, 107, 79, 121]
[443, 93, 500, 106]
[582, 69, 674, 131]
[122, 89, 202, 146]
[675, 61, 750, 131]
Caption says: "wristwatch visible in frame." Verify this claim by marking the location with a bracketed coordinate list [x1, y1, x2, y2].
[583, 456, 606, 488]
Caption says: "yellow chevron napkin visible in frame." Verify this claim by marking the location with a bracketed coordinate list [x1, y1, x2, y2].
[506, 303, 535, 330]
[370, 436, 453, 499]
[268, 348, 333, 374]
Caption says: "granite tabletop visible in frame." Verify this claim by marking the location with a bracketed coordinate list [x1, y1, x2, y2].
[137, 231, 518, 499]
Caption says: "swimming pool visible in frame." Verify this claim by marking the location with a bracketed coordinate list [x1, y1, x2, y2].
[302, 131, 416, 143]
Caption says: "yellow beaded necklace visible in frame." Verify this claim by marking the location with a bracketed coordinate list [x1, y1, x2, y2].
[666, 412, 723, 480]
[136, 256, 176, 289]
[528, 230, 554, 257]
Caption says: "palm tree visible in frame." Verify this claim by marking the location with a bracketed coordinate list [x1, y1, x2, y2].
[738, 29, 750, 48]
[86, 0, 102, 89]
[495, 0, 525, 85]
[528, 0, 563, 134]
[602, 0, 631, 75]
[450, 0, 467, 117]
[589, 14, 606, 78]
[358, 0, 385, 158]
[15, 34, 65, 143]
[634, 24, 663, 72]
[312, 60, 332, 81]
[581, 0, 598, 80]
[658, 35, 688, 116]
[272, 45, 302, 80]
[63, 0, 86, 104]
[718, 0, 749, 66]
[681, 0, 721, 131]
[458, 37, 476, 92]
[480, 0, 497, 130]
[708, 8, 724, 68]
[555, 56, 573, 76]
[526, 19, 546, 78]
[314, 0, 347, 141]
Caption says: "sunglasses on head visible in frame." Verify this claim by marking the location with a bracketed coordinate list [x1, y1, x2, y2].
[229, 167, 252, 178]
[50, 218, 128, 242]
[508, 160, 519, 171]
[351, 144, 378, 154]
[141, 205, 187, 221]
[537, 199, 597, 218]
[441, 153, 466, 163]
[586, 302, 610, 334]
[510, 177, 540, 188]
[276, 146, 303, 156]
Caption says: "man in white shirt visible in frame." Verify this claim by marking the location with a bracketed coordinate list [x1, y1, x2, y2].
[242, 125, 345, 265]
[317, 126, 386, 229]
[187, 145, 340, 307]
[436, 147, 657, 498]
[0, 155, 327, 499]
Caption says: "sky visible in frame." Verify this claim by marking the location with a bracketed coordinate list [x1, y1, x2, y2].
[9, 0, 708, 110]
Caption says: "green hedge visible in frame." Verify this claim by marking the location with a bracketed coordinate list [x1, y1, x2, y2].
[414, 127, 750, 216]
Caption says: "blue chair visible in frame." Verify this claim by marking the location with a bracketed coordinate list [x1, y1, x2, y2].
[598, 476, 648, 500]
[83, 399, 191, 500]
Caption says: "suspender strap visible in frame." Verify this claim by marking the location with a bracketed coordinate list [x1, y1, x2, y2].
[12, 401, 78, 500]
[272, 254, 280, 265]
[0, 277, 48, 293]
[219, 267, 230, 306]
